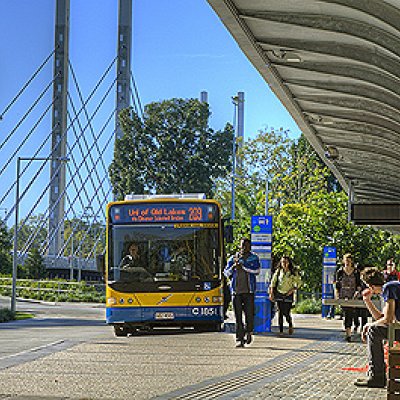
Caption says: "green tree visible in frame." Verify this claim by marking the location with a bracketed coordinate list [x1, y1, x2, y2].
[215, 127, 293, 252]
[216, 128, 400, 291]
[12, 214, 48, 251]
[0, 219, 12, 274]
[278, 134, 338, 206]
[109, 98, 233, 199]
[64, 219, 105, 258]
[23, 246, 46, 279]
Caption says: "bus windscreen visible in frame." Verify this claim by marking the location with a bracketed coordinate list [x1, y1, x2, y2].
[108, 225, 220, 283]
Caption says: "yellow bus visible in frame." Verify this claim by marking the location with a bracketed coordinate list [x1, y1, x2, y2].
[100, 194, 230, 336]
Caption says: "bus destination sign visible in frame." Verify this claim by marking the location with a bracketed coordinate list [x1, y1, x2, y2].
[110, 203, 218, 224]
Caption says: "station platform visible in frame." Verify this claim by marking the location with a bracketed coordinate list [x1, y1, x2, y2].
[0, 310, 389, 400]
[193, 312, 388, 400]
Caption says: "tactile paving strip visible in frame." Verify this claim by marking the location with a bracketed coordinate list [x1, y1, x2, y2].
[158, 340, 340, 399]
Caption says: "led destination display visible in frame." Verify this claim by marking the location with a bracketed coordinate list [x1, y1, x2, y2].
[110, 203, 218, 224]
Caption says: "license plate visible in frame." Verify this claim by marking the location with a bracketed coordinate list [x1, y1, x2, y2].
[155, 312, 175, 320]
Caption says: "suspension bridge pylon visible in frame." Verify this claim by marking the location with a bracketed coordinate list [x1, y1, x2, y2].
[48, 0, 70, 257]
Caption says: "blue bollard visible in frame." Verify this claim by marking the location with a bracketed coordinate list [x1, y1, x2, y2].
[254, 294, 272, 332]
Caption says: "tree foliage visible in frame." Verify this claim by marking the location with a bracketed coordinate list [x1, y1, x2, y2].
[23, 247, 46, 279]
[11, 214, 48, 251]
[63, 219, 105, 258]
[215, 129, 400, 291]
[0, 219, 12, 274]
[109, 98, 233, 199]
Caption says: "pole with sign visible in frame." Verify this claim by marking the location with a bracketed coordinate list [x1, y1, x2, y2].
[251, 215, 272, 332]
[322, 246, 337, 318]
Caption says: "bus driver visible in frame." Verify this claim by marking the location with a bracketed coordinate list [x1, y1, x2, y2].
[119, 243, 153, 282]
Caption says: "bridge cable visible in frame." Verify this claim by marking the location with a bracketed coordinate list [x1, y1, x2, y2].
[37, 112, 115, 257]
[67, 92, 108, 202]
[12, 75, 116, 250]
[0, 99, 55, 181]
[49, 121, 116, 259]
[66, 94, 106, 204]
[0, 49, 55, 120]
[43, 122, 116, 257]
[69, 61, 112, 187]
[40, 106, 116, 255]
[0, 77, 57, 153]
[19, 121, 94, 255]
[130, 71, 144, 119]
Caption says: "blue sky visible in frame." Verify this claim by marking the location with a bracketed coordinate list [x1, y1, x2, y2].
[0, 0, 300, 224]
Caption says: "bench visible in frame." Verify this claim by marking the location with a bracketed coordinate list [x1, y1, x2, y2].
[322, 298, 381, 309]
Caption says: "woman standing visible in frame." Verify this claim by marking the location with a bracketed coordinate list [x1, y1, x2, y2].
[383, 258, 400, 283]
[269, 256, 301, 335]
[335, 253, 361, 342]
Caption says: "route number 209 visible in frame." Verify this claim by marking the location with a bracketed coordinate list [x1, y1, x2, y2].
[189, 207, 202, 221]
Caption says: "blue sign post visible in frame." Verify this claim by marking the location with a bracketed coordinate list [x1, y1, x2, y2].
[251, 215, 272, 333]
[322, 246, 337, 318]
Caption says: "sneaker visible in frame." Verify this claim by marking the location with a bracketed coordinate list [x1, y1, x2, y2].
[345, 336, 351, 342]
[246, 333, 252, 345]
[235, 340, 245, 348]
[354, 377, 386, 388]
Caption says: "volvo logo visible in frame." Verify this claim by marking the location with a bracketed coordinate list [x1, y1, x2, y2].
[157, 294, 173, 305]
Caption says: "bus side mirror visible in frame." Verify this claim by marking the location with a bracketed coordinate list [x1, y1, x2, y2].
[96, 254, 105, 277]
[224, 225, 234, 243]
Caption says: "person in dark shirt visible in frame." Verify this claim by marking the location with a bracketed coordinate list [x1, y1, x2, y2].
[354, 267, 400, 389]
[335, 253, 361, 342]
[224, 237, 260, 348]
[119, 243, 153, 282]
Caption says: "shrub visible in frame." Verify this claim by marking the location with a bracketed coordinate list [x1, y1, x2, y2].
[0, 276, 105, 303]
[293, 298, 322, 314]
[0, 308, 15, 323]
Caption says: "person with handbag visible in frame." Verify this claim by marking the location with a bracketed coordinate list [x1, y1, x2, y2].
[269, 256, 301, 335]
[335, 253, 362, 342]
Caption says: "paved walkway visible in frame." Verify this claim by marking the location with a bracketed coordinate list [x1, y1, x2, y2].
[161, 313, 387, 400]
[0, 311, 388, 399]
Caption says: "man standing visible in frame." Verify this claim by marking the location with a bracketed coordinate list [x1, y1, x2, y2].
[224, 237, 260, 348]
[354, 267, 400, 388]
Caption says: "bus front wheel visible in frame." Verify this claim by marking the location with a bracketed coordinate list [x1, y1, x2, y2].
[114, 325, 128, 337]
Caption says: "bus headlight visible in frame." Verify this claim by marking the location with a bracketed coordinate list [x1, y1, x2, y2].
[212, 296, 222, 303]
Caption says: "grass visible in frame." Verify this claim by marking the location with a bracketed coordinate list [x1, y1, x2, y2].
[15, 312, 34, 320]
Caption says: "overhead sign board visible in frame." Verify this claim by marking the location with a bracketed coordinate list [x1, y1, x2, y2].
[351, 203, 400, 225]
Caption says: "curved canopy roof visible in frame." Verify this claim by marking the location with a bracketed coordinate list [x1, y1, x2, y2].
[207, 0, 400, 203]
